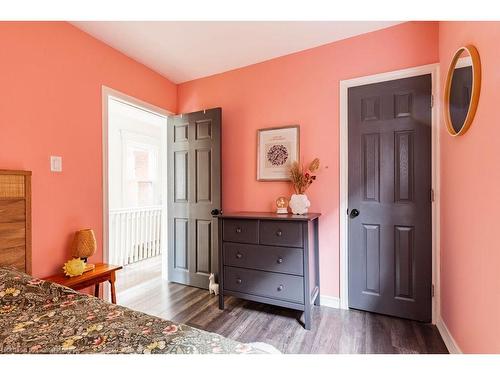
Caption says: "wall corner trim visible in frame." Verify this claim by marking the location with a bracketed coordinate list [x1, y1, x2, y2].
[320, 295, 340, 309]
[436, 317, 463, 354]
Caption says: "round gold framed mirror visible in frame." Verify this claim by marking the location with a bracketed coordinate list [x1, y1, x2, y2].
[444, 45, 481, 136]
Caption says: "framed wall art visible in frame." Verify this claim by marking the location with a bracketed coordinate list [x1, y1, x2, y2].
[257, 125, 300, 181]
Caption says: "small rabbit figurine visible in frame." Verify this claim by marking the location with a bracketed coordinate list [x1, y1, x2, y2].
[208, 273, 219, 296]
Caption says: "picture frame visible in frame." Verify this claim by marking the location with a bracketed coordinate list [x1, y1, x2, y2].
[257, 125, 300, 181]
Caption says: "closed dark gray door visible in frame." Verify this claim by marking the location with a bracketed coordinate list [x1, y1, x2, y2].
[348, 75, 432, 322]
[167, 108, 221, 289]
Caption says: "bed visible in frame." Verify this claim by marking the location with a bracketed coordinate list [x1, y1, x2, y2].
[0, 266, 267, 354]
[0, 170, 268, 354]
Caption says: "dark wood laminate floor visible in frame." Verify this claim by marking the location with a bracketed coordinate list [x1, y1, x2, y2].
[116, 273, 448, 354]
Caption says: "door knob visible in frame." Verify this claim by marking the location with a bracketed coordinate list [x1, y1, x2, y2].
[236, 252, 243, 259]
[277, 257, 283, 264]
[236, 278, 242, 284]
[349, 209, 360, 218]
[235, 227, 242, 233]
[277, 284, 284, 292]
[276, 230, 283, 237]
[211, 209, 221, 216]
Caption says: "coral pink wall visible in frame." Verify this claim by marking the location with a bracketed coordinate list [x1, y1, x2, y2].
[439, 21, 500, 353]
[178, 22, 439, 297]
[2, 20, 496, 353]
[0, 22, 177, 278]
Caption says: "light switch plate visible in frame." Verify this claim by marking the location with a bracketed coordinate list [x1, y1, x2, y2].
[50, 156, 62, 172]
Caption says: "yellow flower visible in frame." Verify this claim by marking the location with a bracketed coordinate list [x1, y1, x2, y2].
[61, 336, 82, 351]
[0, 287, 21, 297]
[84, 324, 104, 335]
[12, 321, 33, 333]
[62, 339, 76, 351]
[143, 341, 166, 354]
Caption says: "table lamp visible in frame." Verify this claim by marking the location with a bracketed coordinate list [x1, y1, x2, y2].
[71, 229, 97, 272]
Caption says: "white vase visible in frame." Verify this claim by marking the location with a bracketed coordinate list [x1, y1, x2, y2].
[289, 194, 310, 215]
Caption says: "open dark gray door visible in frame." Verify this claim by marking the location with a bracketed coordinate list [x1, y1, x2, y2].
[348, 75, 432, 322]
[167, 108, 221, 289]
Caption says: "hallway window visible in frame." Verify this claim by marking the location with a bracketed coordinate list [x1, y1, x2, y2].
[124, 141, 159, 207]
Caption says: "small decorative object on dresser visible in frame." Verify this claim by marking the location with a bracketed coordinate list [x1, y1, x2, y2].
[208, 273, 219, 295]
[275, 196, 289, 214]
[218, 212, 320, 329]
[71, 228, 97, 272]
[289, 194, 310, 215]
[289, 158, 320, 215]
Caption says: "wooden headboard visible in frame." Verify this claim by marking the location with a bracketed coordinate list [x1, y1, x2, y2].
[0, 170, 32, 274]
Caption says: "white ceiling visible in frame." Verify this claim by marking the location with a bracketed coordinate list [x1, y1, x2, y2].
[72, 21, 402, 84]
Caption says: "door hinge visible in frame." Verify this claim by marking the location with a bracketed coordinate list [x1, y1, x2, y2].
[431, 284, 435, 297]
[431, 189, 435, 202]
[431, 94, 434, 108]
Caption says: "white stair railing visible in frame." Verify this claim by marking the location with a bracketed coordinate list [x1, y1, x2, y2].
[109, 206, 162, 266]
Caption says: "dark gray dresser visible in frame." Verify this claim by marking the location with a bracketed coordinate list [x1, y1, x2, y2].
[218, 212, 320, 329]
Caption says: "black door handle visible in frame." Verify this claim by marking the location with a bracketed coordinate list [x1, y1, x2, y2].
[349, 209, 360, 218]
[211, 209, 221, 216]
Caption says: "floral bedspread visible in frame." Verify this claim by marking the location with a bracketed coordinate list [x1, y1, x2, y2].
[0, 267, 262, 354]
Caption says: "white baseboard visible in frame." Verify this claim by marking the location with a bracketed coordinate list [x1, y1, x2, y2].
[436, 317, 462, 354]
[320, 295, 340, 309]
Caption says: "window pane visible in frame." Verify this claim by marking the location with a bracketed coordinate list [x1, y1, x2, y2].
[137, 181, 154, 206]
[134, 149, 150, 180]
[125, 180, 138, 207]
[123, 141, 159, 207]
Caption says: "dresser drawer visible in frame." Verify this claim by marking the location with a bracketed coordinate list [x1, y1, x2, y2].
[259, 220, 303, 248]
[224, 266, 304, 304]
[223, 242, 303, 276]
[223, 219, 259, 244]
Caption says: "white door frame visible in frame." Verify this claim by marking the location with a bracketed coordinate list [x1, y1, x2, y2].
[339, 63, 441, 323]
[102, 86, 172, 287]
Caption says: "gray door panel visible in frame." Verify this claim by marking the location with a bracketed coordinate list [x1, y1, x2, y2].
[167, 108, 221, 289]
[348, 75, 432, 322]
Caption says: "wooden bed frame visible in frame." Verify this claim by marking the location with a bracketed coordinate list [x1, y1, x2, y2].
[0, 170, 32, 274]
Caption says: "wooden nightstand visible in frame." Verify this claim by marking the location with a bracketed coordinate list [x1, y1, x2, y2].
[45, 263, 122, 304]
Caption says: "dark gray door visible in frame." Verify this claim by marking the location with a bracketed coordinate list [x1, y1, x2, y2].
[348, 75, 432, 322]
[167, 108, 221, 289]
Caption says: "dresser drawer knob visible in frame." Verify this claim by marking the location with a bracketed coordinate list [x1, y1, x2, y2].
[277, 257, 283, 264]
[236, 252, 243, 259]
[236, 278, 242, 284]
[276, 230, 282, 237]
[235, 227, 242, 233]
[277, 284, 284, 292]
